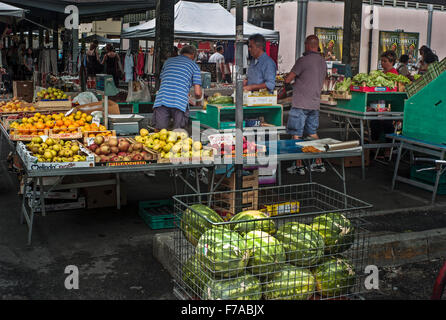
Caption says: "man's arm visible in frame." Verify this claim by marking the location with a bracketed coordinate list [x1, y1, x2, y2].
[284, 71, 297, 84]
[194, 84, 202, 99]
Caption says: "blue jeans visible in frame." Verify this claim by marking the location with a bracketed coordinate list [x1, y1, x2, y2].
[286, 108, 319, 137]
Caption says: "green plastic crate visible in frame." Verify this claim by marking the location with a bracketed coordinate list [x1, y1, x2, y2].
[403, 71, 446, 144]
[138, 199, 178, 229]
[410, 165, 446, 195]
[336, 91, 407, 113]
[405, 76, 427, 98]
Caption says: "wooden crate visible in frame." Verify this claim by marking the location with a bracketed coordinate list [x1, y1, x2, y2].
[10, 129, 49, 141]
[49, 128, 83, 140]
[213, 170, 259, 214]
[13, 81, 34, 102]
[36, 98, 72, 110]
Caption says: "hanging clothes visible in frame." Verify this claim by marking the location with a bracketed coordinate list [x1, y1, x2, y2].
[223, 41, 235, 64]
[136, 49, 145, 76]
[125, 50, 134, 82]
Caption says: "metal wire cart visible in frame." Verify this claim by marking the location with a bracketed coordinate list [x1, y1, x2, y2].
[173, 183, 372, 300]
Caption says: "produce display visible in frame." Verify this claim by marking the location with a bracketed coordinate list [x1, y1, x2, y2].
[263, 264, 315, 300]
[196, 226, 249, 278]
[244, 230, 286, 276]
[209, 136, 260, 156]
[9, 111, 94, 135]
[206, 93, 233, 105]
[203, 274, 262, 300]
[275, 222, 325, 267]
[25, 138, 88, 163]
[230, 210, 276, 236]
[36, 87, 69, 100]
[0, 99, 36, 113]
[314, 258, 356, 297]
[334, 78, 352, 92]
[352, 70, 410, 88]
[181, 204, 224, 246]
[86, 136, 155, 163]
[311, 213, 354, 254]
[136, 128, 213, 161]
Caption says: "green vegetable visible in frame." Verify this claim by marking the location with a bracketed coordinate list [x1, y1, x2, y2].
[334, 78, 351, 92]
[352, 70, 399, 88]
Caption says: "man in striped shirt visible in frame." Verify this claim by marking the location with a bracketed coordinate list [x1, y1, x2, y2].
[153, 45, 202, 130]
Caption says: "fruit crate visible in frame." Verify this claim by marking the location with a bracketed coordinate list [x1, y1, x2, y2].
[138, 199, 179, 229]
[83, 130, 117, 145]
[9, 129, 50, 141]
[36, 98, 72, 110]
[172, 183, 372, 300]
[49, 128, 83, 140]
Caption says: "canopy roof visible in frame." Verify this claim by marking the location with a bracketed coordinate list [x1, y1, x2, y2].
[81, 34, 120, 44]
[122, 1, 279, 41]
[0, 1, 25, 17]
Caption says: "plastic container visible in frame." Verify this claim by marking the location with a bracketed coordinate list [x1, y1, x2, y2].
[201, 72, 211, 89]
[138, 199, 178, 229]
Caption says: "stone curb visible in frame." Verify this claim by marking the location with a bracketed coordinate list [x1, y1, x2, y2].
[153, 228, 446, 279]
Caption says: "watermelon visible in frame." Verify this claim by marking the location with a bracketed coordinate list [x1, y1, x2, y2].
[314, 257, 356, 297]
[244, 230, 286, 276]
[181, 255, 210, 297]
[311, 213, 354, 254]
[275, 222, 325, 267]
[264, 264, 315, 300]
[196, 226, 250, 278]
[230, 210, 277, 236]
[181, 204, 224, 246]
[203, 274, 262, 300]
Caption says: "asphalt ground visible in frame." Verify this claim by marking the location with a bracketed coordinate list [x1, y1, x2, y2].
[1, 112, 446, 299]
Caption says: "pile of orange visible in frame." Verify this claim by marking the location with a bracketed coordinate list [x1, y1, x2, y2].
[0, 99, 36, 113]
[10, 111, 95, 135]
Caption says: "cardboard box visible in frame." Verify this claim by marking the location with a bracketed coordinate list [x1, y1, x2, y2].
[17, 141, 95, 171]
[243, 90, 278, 106]
[29, 197, 86, 213]
[75, 100, 120, 115]
[13, 81, 34, 102]
[84, 184, 127, 209]
[333, 149, 370, 168]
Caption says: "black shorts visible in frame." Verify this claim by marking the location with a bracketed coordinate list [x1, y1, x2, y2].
[152, 106, 189, 130]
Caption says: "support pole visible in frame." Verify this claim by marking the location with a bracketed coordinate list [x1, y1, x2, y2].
[154, 0, 174, 91]
[28, 26, 33, 49]
[295, 0, 308, 60]
[53, 22, 58, 51]
[342, 0, 363, 76]
[72, 28, 79, 74]
[235, 0, 244, 213]
[427, 4, 433, 48]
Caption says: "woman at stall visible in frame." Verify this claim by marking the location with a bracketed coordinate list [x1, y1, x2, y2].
[416, 45, 438, 75]
[370, 51, 399, 146]
[23, 48, 34, 80]
[86, 40, 101, 80]
[101, 44, 122, 87]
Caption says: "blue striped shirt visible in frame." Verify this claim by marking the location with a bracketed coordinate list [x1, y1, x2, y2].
[154, 55, 202, 112]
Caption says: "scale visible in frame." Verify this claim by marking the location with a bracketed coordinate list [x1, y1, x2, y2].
[108, 114, 145, 135]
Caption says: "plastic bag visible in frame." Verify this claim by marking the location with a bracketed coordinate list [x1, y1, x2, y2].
[73, 92, 99, 105]
[126, 80, 151, 102]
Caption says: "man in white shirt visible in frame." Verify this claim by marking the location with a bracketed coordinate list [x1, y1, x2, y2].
[208, 46, 225, 83]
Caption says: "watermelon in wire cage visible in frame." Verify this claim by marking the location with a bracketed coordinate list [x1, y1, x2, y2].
[173, 183, 372, 300]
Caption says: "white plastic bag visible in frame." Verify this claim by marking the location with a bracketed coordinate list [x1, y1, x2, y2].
[73, 92, 99, 105]
[126, 80, 151, 102]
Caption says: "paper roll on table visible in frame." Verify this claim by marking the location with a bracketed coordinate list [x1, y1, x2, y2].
[324, 140, 360, 151]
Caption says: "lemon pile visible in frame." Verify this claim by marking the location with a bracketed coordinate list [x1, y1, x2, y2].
[37, 87, 68, 100]
[134, 128, 211, 159]
[26, 137, 87, 163]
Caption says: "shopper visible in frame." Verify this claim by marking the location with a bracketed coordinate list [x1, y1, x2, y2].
[86, 40, 101, 80]
[243, 34, 277, 92]
[417, 45, 438, 75]
[23, 48, 34, 80]
[208, 46, 226, 83]
[397, 54, 414, 81]
[152, 45, 202, 130]
[370, 51, 399, 144]
[285, 35, 327, 175]
[101, 44, 122, 87]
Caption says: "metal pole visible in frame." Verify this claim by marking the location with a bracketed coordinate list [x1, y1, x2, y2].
[227, 0, 232, 11]
[235, 0, 244, 213]
[295, 0, 308, 60]
[427, 4, 433, 48]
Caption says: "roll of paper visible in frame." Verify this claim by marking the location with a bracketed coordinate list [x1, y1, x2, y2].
[324, 140, 360, 151]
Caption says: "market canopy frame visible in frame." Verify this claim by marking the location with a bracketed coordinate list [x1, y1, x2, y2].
[121, 1, 280, 41]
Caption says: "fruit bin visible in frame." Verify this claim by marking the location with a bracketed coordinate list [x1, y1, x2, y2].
[172, 183, 372, 300]
[138, 199, 179, 230]
[49, 128, 83, 140]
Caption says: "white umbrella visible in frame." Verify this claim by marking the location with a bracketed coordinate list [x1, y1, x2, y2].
[0, 2, 26, 23]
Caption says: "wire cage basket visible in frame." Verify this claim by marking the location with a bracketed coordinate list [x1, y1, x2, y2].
[172, 183, 373, 300]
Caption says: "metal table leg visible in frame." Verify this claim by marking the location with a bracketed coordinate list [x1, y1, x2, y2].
[360, 120, 365, 180]
[39, 177, 46, 217]
[391, 141, 404, 191]
[431, 151, 446, 204]
[116, 173, 121, 210]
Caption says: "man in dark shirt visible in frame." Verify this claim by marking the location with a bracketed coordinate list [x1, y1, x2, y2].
[285, 35, 327, 175]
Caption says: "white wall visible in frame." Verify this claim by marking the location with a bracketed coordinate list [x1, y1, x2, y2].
[431, 11, 446, 60]
[274, 2, 298, 73]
